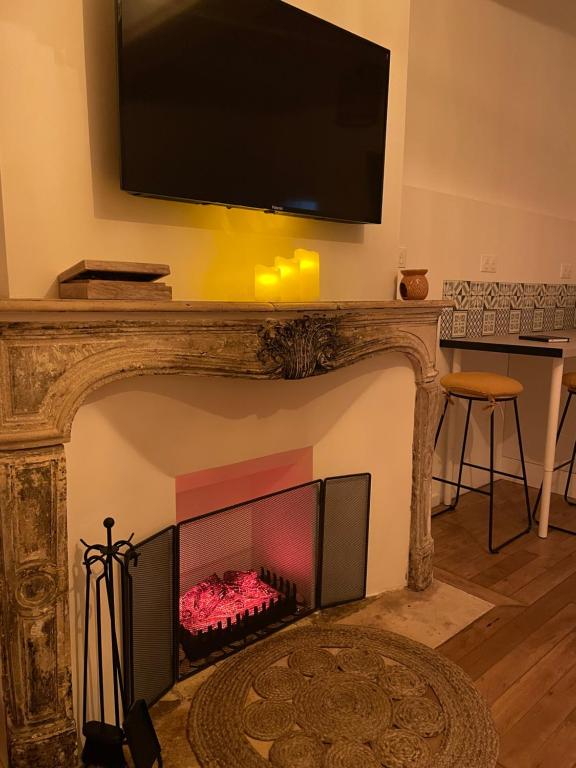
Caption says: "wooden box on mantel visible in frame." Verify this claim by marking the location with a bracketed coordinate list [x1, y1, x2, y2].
[58, 260, 172, 300]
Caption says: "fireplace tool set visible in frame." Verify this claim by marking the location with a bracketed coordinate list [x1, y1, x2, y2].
[81, 518, 162, 768]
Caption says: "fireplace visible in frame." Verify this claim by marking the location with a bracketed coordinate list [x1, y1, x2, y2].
[0, 299, 445, 766]
[122, 474, 371, 707]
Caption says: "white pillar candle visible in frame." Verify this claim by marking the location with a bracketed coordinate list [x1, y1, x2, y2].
[254, 265, 281, 302]
[274, 256, 301, 302]
[293, 249, 320, 300]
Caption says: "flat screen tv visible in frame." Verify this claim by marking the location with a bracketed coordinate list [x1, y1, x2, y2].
[116, 0, 391, 224]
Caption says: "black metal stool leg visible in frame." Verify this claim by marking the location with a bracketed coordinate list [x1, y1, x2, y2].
[432, 396, 473, 519]
[488, 408, 496, 553]
[434, 397, 449, 449]
[531, 485, 543, 524]
[533, 392, 576, 533]
[514, 399, 533, 533]
[489, 398, 533, 553]
[533, 392, 572, 521]
[449, 399, 472, 512]
[564, 436, 576, 506]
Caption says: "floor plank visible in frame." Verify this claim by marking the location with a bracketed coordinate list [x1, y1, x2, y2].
[511, 549, 576, 605]
[491, 629, 576, 735]
[456, 571, 576, 680]
[434, 567, 522, 606]
[434, 481, 576, 766]
[531, 705, 576, 768]
[438, 605, 524, 664]
[497, 661, 576, 767]
[474, 602, 576, 705]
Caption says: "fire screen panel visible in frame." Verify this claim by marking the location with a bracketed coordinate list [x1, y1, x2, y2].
[319, 473, 371, 608]
[123, 474, 371, 692]
[124, 526, 176, 707]
[177, 481, 322, 676]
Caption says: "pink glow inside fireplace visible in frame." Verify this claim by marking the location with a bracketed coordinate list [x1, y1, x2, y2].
[175, 447, 313, 522]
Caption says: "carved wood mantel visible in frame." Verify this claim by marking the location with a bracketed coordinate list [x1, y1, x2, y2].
[0, 298, 447, 766]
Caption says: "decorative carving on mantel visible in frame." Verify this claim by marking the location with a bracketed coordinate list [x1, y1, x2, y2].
[0, 300, 448, 766]
[258, 315, 345, 379]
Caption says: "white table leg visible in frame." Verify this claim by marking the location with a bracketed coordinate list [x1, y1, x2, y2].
[538, 358, 565, 538]
[442, 348, 462, 505]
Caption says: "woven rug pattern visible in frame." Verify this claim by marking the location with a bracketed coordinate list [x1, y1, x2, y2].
[188, 625, 498, 768]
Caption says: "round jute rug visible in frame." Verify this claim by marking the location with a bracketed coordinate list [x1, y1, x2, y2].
[187, 625, 498, 768]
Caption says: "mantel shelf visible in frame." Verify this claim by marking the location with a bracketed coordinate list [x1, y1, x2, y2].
[0, 298, 451, 316]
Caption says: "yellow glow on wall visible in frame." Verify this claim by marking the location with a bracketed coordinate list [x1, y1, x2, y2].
[254, 265, 281, 301]
[197, 208, 325, 302]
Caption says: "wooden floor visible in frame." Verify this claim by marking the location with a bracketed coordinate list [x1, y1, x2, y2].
[434, 481, 576, 768]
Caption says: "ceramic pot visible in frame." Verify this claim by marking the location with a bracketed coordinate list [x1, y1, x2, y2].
[399, 269, 429, 300]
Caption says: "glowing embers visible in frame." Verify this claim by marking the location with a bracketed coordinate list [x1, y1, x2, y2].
[178, 568, 299, 666]
[179, 569, 281, 635]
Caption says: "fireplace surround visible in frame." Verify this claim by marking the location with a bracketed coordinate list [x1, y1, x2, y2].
[0, 298, 446, 766]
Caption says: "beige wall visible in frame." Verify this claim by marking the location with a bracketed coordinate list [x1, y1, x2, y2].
[402, 0, 576, 297]
[0, 0, 410, 301]
[0, 0, 415, 732]
[402, 0, 576, 494]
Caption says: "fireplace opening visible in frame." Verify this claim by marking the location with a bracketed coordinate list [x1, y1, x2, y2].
[122, 473, 371, 708]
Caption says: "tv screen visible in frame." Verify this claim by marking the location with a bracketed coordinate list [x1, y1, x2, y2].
[117, 0, 391, 224]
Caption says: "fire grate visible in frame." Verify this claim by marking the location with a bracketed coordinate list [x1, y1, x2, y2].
[178, 568, 304, 677]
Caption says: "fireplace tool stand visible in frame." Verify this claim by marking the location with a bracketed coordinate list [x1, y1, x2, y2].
[81, 517, 163, 768]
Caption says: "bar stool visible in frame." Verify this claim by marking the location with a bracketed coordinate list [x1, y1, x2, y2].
[433, 371, 532, 553]
[532, 372, 576, 535]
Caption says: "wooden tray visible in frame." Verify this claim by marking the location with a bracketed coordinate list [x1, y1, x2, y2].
[59, 280, 172, 300]
[58, 260, 170, 284]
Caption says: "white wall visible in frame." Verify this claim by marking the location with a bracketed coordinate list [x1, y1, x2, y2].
[402, 0, 576, 298]
[402, 0, 576, 494]
[0, 0, 415, 730]
[0, 0, 410, 301]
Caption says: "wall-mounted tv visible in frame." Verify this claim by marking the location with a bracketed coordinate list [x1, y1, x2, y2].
[116, 0, 391, 224]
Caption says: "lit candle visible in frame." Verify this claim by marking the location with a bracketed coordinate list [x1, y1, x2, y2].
[274, 256, 301, 302]
[254, 265, 281, 302]
[294, 249, 320, 301]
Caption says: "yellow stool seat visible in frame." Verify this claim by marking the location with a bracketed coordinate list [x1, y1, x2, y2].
[563, 372, 576, 392]
[440, 371, 523, 399]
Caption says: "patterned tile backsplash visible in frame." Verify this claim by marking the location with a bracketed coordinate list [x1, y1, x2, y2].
[441, 281, 576, 339]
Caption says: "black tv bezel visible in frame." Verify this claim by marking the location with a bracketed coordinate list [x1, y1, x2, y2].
[115, 0, 391, 225]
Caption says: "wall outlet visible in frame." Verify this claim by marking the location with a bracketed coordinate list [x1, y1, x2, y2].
[480, 254, 496, 273]
[560, 263, 573, 280]
[398, 246, 407, 269]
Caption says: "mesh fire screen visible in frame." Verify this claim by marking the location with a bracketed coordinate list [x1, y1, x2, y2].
[124, 473, 371, 700]
[124, 526, 176, 707]
[319, 473, 371, 608]
[177, 481, 322, 677]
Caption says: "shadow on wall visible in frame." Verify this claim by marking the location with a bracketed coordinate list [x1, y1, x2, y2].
[80, 0, 364, 243]
[72, 353, 409, 478]
[493, 0, 576, 37]
[0, 172, 9, 297]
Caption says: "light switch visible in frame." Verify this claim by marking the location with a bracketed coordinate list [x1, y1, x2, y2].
[480, 254, 496, 273]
